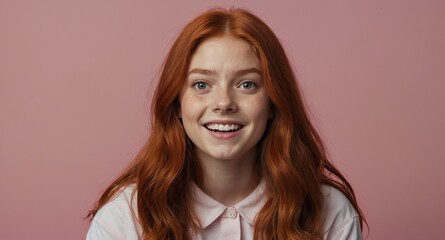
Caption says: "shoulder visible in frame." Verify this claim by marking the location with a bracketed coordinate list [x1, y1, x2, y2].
[321, 185, 363, 240]
[86, 185, 142, 240]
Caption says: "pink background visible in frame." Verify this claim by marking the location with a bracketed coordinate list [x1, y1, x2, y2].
[1, 0, 444, 239]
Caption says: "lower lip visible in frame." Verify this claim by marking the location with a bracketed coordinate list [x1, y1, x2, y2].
[206, 128, 242, 140]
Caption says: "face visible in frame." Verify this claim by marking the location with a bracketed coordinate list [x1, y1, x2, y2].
[179, 35, 271, 164]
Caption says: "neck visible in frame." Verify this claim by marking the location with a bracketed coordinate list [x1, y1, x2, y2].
[197, 152, 259, 206]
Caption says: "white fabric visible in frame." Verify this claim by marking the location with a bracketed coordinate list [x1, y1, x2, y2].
[86, 184, 362, 240]
[87, 186, 141, 239]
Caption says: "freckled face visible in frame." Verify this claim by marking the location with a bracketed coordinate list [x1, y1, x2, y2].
[179, 35, 271, 164]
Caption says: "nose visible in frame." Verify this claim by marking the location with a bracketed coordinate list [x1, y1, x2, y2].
[211, 87, 237, 113]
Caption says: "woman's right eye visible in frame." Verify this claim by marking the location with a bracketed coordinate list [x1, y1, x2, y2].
[193, 81, 208, 90]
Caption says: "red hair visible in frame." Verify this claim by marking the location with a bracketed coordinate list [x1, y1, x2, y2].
[88, 8, 366, 239]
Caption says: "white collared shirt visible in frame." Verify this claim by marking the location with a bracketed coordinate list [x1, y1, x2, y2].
[87, 182, 362, 240]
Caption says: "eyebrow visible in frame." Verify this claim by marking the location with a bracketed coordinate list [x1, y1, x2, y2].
[187, 67, 262, 77]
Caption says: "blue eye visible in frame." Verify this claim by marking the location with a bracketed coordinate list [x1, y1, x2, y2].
[240, 81, 255, 89]
[194, 82, 208, 90]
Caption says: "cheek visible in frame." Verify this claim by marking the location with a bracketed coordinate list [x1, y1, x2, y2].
[179, 94, 205, 120]
[242, 96, 271, 120]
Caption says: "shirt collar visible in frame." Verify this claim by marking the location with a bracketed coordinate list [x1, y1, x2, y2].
[191, 180, 267, 229]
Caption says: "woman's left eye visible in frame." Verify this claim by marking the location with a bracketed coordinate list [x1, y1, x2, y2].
[240, 81, 256, 89]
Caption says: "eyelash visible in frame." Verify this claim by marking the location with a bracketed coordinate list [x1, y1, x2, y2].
[191, 80, 258, 91]
[192, 81, 208, 90]
[239, 81, 257, 90]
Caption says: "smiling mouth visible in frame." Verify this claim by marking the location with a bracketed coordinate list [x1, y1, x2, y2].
[204, 123, 244, 132]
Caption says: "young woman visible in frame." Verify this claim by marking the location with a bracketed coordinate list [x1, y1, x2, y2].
[87, 8, 366, 240]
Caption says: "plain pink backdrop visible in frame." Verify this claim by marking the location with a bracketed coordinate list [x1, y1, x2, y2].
[1, 0, 444, 239]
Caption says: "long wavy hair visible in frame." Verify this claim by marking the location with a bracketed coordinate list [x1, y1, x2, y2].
[88, 8, 366, 239]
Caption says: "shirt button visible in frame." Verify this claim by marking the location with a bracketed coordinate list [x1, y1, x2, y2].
[224, 207, 237, 219]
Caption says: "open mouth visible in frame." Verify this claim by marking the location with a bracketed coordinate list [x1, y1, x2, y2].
[204, 123, 244, 132]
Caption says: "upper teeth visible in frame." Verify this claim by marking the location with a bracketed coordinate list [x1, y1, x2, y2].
[206, 124, 242, 131]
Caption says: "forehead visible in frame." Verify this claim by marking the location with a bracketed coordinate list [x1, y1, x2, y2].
[188, 35, 260, 71]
